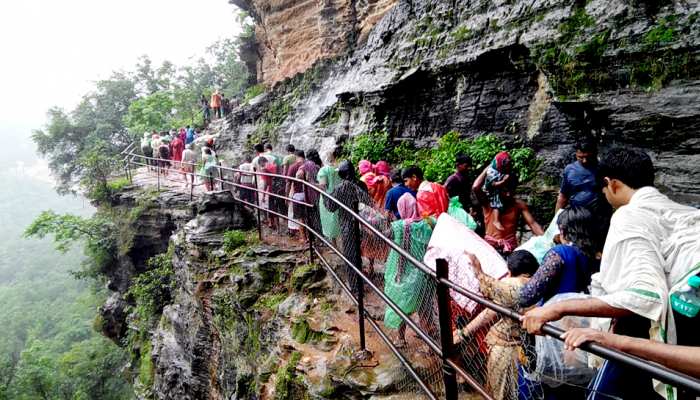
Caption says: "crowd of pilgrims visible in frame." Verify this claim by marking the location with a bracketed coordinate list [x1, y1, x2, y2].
[139, 133, 699, 400]
[235, 138, 699, 400]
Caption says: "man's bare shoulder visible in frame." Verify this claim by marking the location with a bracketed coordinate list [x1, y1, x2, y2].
[514, 199, 529, 211]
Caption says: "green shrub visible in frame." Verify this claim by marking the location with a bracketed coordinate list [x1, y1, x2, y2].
[388, 141, 419, 168]
[465, 134, 506, 169]
[127, 251, 175, 322]
[346, 131, 391, 166]
[643, 16, 677, 47]
[253, 292, 288, 312]
[510, 147, 542, 183]
[346, 131, 541, 184]
[243, 84, 266, 104]
[418, 132, 507, 183]
[138, 341, 154, 388]
[274, 352, 302, 400]
[222, 230, 248, 252]
[107, 177, 130, 191]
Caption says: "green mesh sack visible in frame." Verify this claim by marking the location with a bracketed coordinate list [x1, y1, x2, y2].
[447, 196, 477, 231]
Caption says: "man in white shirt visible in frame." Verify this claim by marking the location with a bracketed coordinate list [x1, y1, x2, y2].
[522, 148, 700, 400]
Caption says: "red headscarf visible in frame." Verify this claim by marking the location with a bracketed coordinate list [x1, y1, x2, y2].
[491, 151, 511, 174]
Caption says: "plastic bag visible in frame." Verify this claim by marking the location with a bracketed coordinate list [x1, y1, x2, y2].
[533, 293, 597, 387]
[516, 210, 562, 263]
[447, 196, 478, 231]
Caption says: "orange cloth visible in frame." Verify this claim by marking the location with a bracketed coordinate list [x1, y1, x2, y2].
[210, 93, 221, 108]
[371, 175, 392, 209]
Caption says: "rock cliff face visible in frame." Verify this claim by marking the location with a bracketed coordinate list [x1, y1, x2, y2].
[231, 0, 398, 84]
[217, 0, 700, 205]
[100, 187, 423, 399]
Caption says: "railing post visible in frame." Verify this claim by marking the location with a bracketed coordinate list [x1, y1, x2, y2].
[308, 229, 315, 265]
[436, 258, 458, 400]
[156, 162, 161, 191]
[253, 173, 262, 241]
[124, 162, 130, 184]
[190, 169, 194, 201]
[218, 164, 224, 191]
[352, 200, 366, 352]
[127, 158, 132, 183]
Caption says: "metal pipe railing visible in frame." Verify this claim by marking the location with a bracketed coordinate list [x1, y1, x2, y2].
[180, 173, 441, 399]
[121, 148, 700, 399]
[441, 278, 700, 395]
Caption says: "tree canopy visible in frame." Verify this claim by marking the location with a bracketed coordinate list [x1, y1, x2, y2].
[33, 32, 253, 195]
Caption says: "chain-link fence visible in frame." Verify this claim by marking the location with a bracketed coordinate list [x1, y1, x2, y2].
[122, 149, 700, 400]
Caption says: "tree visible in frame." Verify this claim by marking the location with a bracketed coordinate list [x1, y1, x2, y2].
[134, 55, 175, 95]
[24, 211, 117, 280]
[122, 91, 175, 135]
[33, 73, 136, 194]
[206, 38, 250, 97]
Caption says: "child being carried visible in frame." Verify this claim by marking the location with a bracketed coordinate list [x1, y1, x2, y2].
[483, 151, 513, 231]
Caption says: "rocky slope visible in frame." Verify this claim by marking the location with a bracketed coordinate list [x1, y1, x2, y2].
[216, 0, 699, 205]
[98, 186, 439, 399]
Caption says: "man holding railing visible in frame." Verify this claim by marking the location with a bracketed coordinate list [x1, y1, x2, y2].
[522, 148, 700, 400]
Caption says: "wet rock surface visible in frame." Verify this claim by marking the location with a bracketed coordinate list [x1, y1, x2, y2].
[218, 0, 699, 204]
[99, 187, 434, 399]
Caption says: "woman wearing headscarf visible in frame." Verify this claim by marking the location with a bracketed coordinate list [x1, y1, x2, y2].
[325, 161, 373, 292]
[140, 132, 153, 170]
[519, 206, 600, 307]
[263, 154, 286, 231]
[383, 193, 434, 347]
[370, 161, 392, 209]
[317, 147, 342, 241]
[157, 136, 171, 176]
[298, 149, 322, 237]
[358, 160, 374, 181]
[374, 161, 391, 177]
[358, 159, 391, 208]
[199, 147, 217, 191]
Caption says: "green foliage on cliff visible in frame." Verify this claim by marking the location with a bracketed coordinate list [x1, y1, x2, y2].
[122, 250, 175, 396]
[251, 97, 293, 146]
[346, 131, 541, 184]
[643, 16, 677, 47]
[536, 8, 696, 95]
[127, 251, 176, 325]
[346, 131, 392, 166]
[243, 84, 266, 104]
[223, 230, 248, 252]
[24, 211, 118, 281]
[274, 352, 304, 400]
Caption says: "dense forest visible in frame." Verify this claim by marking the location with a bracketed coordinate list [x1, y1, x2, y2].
[0, 16, 254, 398]
[0, 138, 133, 399]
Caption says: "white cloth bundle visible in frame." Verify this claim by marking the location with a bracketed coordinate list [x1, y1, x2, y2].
[423, 213, 509, 313]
